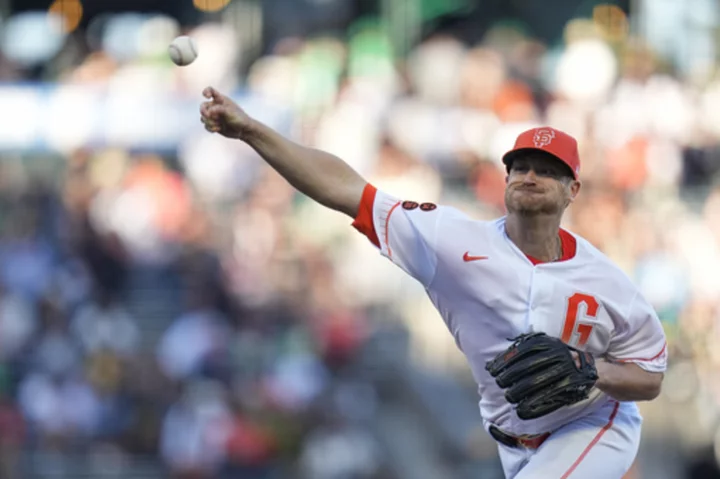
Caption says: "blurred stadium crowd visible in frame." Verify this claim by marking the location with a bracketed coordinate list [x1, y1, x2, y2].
[1, 0, 720, 477]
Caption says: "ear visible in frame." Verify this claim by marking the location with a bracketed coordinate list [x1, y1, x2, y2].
[505, 175, 509, 184]
[568, 180, 581, 203]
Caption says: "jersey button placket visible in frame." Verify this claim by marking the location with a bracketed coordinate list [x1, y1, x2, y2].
[525, 269, 539, 330]
[529, 269, 544, 333]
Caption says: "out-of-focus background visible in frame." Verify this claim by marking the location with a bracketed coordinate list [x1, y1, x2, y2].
[0, 0, 717, 477]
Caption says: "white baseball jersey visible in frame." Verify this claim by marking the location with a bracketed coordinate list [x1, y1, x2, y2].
[352, 185, 667, 437]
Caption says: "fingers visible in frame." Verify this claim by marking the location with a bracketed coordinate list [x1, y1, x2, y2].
[202, 86, 216, 99]
[200, 103, 220, 133]
[200, 103, 223, 126]
[209, 104, 226, 118]
[200, 101, 225, 118]
[200, 101, 212, 117]
[201, 116, 220, 133]
[202, 86, 226, 106]
[571, 351, 581, 369]
[200, 87, 233, 134]
[201, 115, 219, 132]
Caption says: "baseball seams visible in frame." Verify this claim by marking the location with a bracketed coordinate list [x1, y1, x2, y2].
[169, 37, 198, 66]
[168, 44, 181, 64]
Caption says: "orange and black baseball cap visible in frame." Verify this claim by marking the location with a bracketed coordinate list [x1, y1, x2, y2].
[502, 127, 580, 180]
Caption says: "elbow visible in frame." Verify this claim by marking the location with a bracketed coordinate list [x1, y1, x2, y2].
[643, 373, 664, 401]
[650, 378, 664, 400]
[643, 385, 661, 401]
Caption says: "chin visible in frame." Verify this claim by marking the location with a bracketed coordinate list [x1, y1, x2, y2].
[515, 207, 549, 216]
[507, 199, 560, 216]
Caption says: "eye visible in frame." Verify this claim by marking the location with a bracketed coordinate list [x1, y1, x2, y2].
[536, 167, 554, 177]
[513, 164, 529, 173]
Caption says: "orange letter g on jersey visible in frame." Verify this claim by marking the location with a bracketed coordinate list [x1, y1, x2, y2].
[561, 293, 599, 347]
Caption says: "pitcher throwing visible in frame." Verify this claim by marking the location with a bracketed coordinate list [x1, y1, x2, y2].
[200, 87, 666, 479]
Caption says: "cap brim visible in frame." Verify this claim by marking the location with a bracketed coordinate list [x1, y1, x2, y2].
[501, 147, 577, 179]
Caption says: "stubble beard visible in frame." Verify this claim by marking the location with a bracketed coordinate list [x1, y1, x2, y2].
[505, 191, 563, 217]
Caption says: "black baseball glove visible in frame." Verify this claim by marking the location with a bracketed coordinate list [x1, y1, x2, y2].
[485, 332, 598, 420]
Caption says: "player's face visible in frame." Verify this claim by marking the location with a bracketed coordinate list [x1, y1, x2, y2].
[504, 153, 580, 216]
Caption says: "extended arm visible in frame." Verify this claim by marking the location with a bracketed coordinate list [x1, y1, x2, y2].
[200, 87, 366, 217]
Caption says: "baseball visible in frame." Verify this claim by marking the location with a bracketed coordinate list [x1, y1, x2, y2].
[168, 36, 198, 66]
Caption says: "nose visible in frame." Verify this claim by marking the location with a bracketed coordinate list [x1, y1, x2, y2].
[520, 169, 538, 184]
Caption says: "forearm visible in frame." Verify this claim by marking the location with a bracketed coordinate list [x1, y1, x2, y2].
[244, 119, 366, 217]
[595, 359, 663, 401]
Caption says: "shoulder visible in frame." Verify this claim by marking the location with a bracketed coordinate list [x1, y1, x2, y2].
[570, 233, 640, 299]
[370, 187, 503, 240]
[411, 202, 471, 223]
[378, 190, 474, 225]
[401, 198, 503, 235]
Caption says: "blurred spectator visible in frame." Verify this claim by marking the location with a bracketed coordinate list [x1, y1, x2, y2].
[157, 289, 232, 382]
[299, 414, 381, 479]
[160, 380, 233, 478]
[1, 2, 720, 477]
[71, 288, 140, 357]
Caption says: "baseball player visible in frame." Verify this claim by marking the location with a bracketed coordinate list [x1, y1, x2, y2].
[199, 87, 667, 479]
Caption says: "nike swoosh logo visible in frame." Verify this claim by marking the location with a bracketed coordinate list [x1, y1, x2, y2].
[463, 252, 489, 262]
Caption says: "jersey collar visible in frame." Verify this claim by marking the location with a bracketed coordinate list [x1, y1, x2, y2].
[526, 228, 577, 265]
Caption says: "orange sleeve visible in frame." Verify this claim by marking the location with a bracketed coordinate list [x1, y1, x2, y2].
[351, 184, 380, 248]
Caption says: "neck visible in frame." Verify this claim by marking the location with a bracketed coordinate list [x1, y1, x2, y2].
[505, 213, 563, 262]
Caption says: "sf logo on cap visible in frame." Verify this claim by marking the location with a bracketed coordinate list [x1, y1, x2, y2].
[533, 128, 555, 147]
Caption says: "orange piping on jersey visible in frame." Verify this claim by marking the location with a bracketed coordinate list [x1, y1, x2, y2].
[351, 184, 380, 248]
[617, 342, 667, 363]
[560, 401, 620, 479]
[384, 201, 402, 258]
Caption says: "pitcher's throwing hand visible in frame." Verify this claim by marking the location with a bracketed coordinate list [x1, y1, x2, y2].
[199, 86, 252, 139]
